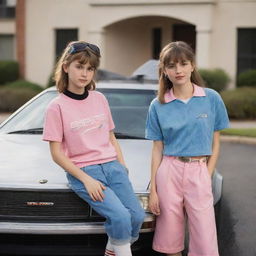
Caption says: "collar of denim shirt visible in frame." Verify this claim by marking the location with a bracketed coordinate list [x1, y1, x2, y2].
[164, 83, 206, 103]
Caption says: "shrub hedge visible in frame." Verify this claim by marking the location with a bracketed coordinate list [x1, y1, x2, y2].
[221, 87, 256, 119]
[4, 80, 43, 93]
[0, 80, 43, 112]
[0, 61, 19, 85]
[0, 87, 40, 112]
[199, 68, 230, 92]
[237, 69, 256, 87]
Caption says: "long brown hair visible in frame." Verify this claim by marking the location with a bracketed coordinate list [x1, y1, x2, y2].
[54, 41, 100, 93]
[158, 41, 205, 104]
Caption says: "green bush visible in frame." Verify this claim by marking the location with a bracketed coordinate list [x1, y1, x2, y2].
[199, 68, 230, 92]
[237, 69, 256, 87]
[5, 79, 43, 93]
[0, 87, 40, 112]
[221, 87, 256, 119]
[0, 61, 19, 85]
[0, 80, 43, 112]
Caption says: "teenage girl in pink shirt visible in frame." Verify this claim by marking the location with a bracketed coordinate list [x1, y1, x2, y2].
[43, 41, 144, 256]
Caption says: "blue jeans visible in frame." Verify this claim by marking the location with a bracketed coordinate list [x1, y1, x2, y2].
[66, 160, 145, 245]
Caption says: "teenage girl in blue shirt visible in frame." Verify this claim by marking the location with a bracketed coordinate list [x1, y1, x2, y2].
[146, 41, 229, 256]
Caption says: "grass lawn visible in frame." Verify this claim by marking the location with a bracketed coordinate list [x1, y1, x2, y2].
[221, 128, 256, 138]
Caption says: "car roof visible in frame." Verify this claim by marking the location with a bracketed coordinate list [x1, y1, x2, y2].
[131, 59, 159, 81]
[46, 81, 158, 92]
[96, 81, 157, 90]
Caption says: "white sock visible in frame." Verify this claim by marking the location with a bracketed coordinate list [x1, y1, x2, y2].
[105, 239, 115, 256]
[112, 243, 132, 256]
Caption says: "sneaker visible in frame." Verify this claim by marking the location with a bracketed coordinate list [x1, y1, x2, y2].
[104, 249, 115, 256]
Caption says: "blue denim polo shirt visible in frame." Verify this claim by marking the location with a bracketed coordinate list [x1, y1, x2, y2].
[145, 84, 229, 157]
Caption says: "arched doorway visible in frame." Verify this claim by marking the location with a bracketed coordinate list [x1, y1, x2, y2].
[103, 16, 195, 76]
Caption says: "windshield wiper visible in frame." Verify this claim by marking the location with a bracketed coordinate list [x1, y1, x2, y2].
[114, 132, 145, 140]
[8, 128, 43, 134]
[8, 129, 143, 137]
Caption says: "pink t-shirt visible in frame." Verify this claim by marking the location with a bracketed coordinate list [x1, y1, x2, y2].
[43, 90, 117, 167]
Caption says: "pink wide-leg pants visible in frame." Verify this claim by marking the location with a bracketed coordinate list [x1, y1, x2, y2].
[153, 156, 219, 256]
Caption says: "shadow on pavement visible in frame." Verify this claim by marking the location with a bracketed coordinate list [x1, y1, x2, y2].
[217, 196, 241, 256]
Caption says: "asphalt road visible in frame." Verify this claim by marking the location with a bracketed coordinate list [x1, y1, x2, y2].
[216, 141, 256, 256]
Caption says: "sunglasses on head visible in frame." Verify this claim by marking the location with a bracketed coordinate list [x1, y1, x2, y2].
[68, 42, 101, 56]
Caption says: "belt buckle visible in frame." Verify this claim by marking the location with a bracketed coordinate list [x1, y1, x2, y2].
[199, 157, 207, 163]
[178, 157, 191, 163]
[191, 157, 207, 163]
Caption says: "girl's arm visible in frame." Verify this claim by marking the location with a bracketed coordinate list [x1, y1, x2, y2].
[207, 131, 221, 176]
[149, 140, 163, 216]
[49, 141, 106, 202]
[109, 131, 126, 166]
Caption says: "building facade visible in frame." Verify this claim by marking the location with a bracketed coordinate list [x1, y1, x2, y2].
[1, 0, 256, 88]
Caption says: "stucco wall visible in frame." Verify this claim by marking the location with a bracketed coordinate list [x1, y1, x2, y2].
[26, 0, 214, 85]
[0, 20, 15, 34]
[24, 0, 256, 87]
[25, 0, 91, 86]
[211, 0, 256, 88]
[104, 16, 180, 76]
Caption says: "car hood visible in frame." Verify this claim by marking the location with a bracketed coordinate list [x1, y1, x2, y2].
[0, 134, 152, 192]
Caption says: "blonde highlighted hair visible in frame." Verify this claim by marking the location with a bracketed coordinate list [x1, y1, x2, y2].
[54, 41, 100, 93]
[158, 41, 205, 104]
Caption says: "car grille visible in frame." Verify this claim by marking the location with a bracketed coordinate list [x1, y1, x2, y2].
[0, 190, 104, 222]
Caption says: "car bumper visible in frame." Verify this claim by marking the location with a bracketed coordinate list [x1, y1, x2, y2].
[0, 232, 155, 256]
[0, 213, 155, 234]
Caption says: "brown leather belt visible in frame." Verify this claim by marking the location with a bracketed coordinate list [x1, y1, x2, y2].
[177, 156, 208, 163]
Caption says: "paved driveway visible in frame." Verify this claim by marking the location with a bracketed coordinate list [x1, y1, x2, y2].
[217, 141, 256, 256]
[229, 120, 256, 128]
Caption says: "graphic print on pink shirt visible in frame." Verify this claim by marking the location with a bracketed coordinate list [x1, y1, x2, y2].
[43, 91, 117, 167]
[70, 114, 106, 134]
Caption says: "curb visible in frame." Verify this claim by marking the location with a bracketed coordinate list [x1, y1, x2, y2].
[221, 135, 256, 145]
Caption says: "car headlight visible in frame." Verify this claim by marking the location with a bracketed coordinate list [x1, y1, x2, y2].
[137, 194, 150, 212]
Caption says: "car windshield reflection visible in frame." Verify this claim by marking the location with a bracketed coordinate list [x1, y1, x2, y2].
[0, 88, 156, 139]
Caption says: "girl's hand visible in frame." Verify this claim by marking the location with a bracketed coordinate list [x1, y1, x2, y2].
[149, 191, 160, 216]
[83, 175, 106, 202]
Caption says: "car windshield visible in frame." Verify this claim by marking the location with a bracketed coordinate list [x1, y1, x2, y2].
[0, 88, 156, 139]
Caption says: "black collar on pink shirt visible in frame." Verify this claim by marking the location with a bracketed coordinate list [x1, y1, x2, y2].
[63, 89, 89, 100]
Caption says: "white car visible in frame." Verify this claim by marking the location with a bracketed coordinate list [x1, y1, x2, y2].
[0, 81, 222, 255]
